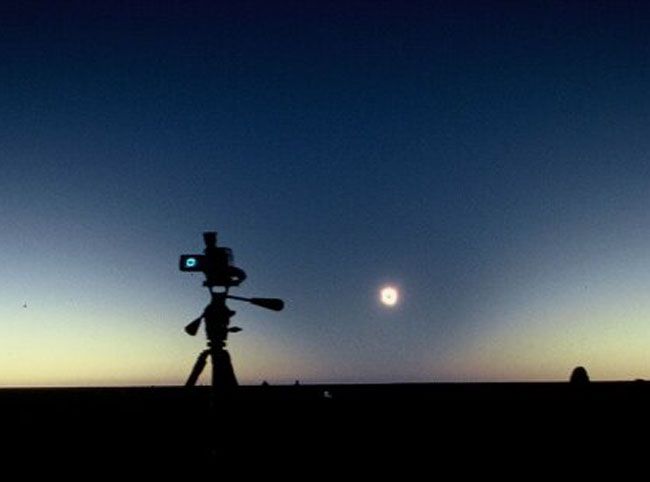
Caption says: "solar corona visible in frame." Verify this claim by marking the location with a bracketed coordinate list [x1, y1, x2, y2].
[380, 286, 399, 307]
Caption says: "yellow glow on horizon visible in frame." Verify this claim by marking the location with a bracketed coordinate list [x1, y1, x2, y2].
[446, 296, 650, 381]
[0, 304, 322, 387]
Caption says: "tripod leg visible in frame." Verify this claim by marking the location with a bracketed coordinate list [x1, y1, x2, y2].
[211, 348, 238, 392]
[186, 350, 210, 387]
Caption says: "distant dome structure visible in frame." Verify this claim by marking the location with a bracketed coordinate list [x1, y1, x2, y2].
[570, 366, 590, 385]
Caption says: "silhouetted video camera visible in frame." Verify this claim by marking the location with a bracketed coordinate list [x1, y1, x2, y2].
[179, 232, 247, 288]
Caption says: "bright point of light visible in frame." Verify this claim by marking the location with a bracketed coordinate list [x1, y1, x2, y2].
[186, 257, 197, 268]
[380, 286, 399, 307]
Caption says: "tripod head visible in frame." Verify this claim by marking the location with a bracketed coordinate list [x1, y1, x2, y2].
[184, 287, 284, 345]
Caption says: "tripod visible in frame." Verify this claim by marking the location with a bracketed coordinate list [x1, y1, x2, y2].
[185, 289, 239, 393]
[184, 287, 284, 395]
[181, 231, 284, 400]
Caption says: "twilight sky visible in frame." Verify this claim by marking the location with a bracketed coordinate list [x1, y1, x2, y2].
[2, 1, 650, 386]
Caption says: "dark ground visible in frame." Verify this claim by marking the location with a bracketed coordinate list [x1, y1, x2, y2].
[1, 382, 646, 470]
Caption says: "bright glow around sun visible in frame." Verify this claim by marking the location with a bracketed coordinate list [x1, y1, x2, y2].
[380, 286, 399, 307]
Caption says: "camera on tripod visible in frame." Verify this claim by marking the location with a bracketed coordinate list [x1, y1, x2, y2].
[179, 232, 247, 288]
[179, 231, 284, 391]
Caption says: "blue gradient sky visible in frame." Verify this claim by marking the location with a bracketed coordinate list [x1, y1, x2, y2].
[2, 1, 650, 386]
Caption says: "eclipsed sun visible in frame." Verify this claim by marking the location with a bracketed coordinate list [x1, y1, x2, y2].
[380, 286, 399, 307]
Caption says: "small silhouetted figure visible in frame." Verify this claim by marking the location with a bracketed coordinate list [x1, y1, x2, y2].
[570, 366, 590, 385]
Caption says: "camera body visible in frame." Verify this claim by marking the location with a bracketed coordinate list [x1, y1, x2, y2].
[179, 232, 247, 288]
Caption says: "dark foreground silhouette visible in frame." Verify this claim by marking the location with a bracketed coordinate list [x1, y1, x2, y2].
[570, 365, 591, 384]
[0, 381, 650, 470]
[2, 381, 647, 411]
